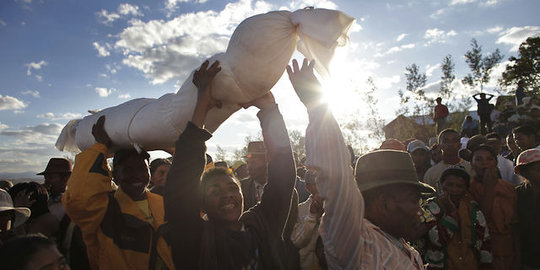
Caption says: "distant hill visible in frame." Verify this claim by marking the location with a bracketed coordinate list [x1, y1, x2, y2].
[0, 171, 42, 184]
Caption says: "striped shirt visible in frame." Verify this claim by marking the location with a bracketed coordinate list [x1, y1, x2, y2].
[304, 104, 425, 270]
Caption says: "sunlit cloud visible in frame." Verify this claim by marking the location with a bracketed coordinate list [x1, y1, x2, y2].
[37, 112, 82, 120]
[26, 60, 47, 76]
[0, 95, 27, 111]
[94, 87, 115, 97]
[166, 0, 208, 17]
[21, 90, 40, 98]
[450, 0, 476, 5]
[375, 43, 415, 57]
[425, 63, 441, 77]
[496, 26, 540, 51]
[97, 3, 143, 25]
[424, 28, 457, 45]
[0, 17, 6, 27]
[118, 93, 131, 99]
[396, 33, 407, 42]
[93, 42, 111, 57]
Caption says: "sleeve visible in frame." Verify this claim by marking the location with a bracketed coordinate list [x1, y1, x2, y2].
[256, 105, 297, 236]
[164, 121, 212, 270]
[62, 143, 113, 246]
[290, 201, 318, 248]
[425, 200, 454, 248]
[304, 104, 362, 268]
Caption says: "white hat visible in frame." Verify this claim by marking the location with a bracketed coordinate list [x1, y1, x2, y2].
[407, 139, 429, 153]
[0, 189, 31, 228]
[515, 148, 540, 175]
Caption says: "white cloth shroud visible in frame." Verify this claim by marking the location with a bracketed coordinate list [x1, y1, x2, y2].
[55, 8, 354, 153]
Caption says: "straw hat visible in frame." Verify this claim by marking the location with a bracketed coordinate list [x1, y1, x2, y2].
[0, 189, 31, 228]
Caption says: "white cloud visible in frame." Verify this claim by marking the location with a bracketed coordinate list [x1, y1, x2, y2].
[375, 43, 415, 57]
[396, 33, 407, 42]
[450, 0, 476, 5]
[0, 17, 6, 27]
[93, 42, 110, 57]
[487, 26, 503, 34]
[0, 122, 8, 130]
[21, 90, 40, 98]
[26, 60, 47, 76]
[287, 0, 338, 10]
[95, 87, 115, 97]
[425, 63, 441, 77]
[115, 0, 273, 84]
[430, 8, 445, 19]
[424, 28, 457, 45]
[166, 0, 208, 16]
[37, 112, 82, 120]
[496, 26, 540, 51]
[0, 95, 27, 111]
[118, 93, 131, 99]
[97, 3, 143, 25]
[0, 123, 63, 146]
[35, 75, 43, 82]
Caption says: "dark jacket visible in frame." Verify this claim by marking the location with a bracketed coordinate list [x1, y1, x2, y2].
[165, 105, 299, 270]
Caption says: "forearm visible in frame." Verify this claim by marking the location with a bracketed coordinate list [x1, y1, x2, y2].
[62, 143, 112, 232]
[165, 121, 211, 269]
[305, 104, 363, 268]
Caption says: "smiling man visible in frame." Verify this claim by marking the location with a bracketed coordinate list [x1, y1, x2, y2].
[62, 116, 174, 270]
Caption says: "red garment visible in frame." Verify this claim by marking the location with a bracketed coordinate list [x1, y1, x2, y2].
[434, 104, 449, 121]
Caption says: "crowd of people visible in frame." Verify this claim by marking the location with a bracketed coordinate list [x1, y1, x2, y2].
[0, 58, 539, 270]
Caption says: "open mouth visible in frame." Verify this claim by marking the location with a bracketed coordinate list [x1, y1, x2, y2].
[220, 203, 236, 210]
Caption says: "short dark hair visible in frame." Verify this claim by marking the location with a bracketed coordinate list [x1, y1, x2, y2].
[438, 128, 459, 142]
[486, 132, 501, 140]
[513, 125, 537, 137]
[200, 167, 240, 204]
[471, 144, 498, 164]
[440, 167, 471, 187]
[149, 158, 171, 175]
[113, 148, 150, 170]
[0, 234, 55, 270]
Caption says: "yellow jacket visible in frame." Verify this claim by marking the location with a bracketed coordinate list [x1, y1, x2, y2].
[63, 143, 175, 270]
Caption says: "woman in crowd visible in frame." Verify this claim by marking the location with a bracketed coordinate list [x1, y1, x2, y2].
[0, 234, 70, 270]
[423, 166, 492, 270]
[468, 145, 517, 270]
[148, 158, 171, 195]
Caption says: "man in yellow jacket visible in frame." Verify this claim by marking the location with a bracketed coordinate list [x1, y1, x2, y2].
[63, 116, 174, 270]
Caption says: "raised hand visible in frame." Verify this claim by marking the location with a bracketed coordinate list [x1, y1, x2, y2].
[192, 60, 222, 111]
[191, 60, 222, 128]
[92, 116, 112, 148]
[286, 58, 323, 108]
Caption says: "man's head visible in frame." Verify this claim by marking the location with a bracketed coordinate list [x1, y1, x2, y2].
[0, 189, 30, 241]
[200, 167, 243, 227]
[113, 149, 150, 201]
[438, 129, 461, 157]
[149, 158, 171, 187]
[37, 158, 72, 197]
[232, 161, 249, 180]
[514, 149, 540, 184]
[436, 97, 442, 104]
[506, 133, 520, 156]
[430, 144, 443, 164]
[355, 150, 434, 241]
[480, 93, 486, 98]
[0, 234, 70, 270]
[245, 141, 267, 184]
[407, 140, 431, 169]
[440, 167, 470, 204]
[471, 145, 498, 178]
[513, 125, 538, 151]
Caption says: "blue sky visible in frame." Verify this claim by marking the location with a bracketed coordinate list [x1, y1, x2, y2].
[1, 0, 539, 178]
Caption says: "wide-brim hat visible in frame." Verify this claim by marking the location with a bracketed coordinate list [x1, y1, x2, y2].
[355, 150, 435, 193]
[0, 189, 31, 228]
[37, 158, 72, 175]
[245, 141, 266, 158]
[515, 148, 540, 174]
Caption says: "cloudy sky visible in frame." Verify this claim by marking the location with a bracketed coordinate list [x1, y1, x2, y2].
[1, 0, 539, 178]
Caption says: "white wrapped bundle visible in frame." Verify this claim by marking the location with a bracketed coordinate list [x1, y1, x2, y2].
[56, 8, 354, 153]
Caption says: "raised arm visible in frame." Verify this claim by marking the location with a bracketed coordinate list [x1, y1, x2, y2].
[62, 116, 114, 269]
[242, 91, 297, 233]
[287, 59, 363, 268]
[164, 60, 220, 269]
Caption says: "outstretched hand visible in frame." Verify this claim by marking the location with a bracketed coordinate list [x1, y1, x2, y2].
[92, 116, 112, 148]
[193, 60, 222, 111]
[191, 60, 222, 128]
[286, 58, 323, 108]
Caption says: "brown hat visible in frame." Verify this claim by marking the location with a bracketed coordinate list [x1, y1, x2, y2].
[245, 141, 266, 158]
[37, 158, 72, 175]
[355, 150, 435, 193]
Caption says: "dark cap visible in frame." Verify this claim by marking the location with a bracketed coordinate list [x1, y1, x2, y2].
[37, 158, 72, 175]
[246, 141, 266, 158]
[355, 150, 434, 193]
